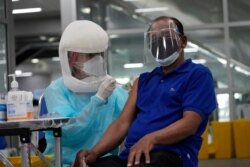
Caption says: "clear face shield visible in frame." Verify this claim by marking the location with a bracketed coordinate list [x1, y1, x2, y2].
[144, 25, 182, 66]
[68, 51, 107, 81]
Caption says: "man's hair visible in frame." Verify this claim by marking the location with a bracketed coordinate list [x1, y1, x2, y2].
[148, 16, 184, 35]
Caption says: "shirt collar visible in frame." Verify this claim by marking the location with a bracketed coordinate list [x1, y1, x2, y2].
[174, 58, 192, 73]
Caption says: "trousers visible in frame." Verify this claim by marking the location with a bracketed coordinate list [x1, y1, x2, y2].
[90, 151, 183, 167]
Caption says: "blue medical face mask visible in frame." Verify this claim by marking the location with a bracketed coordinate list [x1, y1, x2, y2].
[156, 50, 180, 66]
[151, 37, 180, 66]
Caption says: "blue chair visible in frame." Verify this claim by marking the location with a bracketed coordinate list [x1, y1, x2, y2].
[38, 94, 48, 152]
[0, 136, 6, 149]
[38, 94, 48, 139]
[39, 94, 48, 118]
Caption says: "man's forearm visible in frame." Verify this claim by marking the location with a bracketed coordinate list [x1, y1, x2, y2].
[92, 118, 130, 156]
[151, 111, 202, 145]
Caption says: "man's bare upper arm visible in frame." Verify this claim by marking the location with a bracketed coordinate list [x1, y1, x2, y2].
[118, 78, 139, 127]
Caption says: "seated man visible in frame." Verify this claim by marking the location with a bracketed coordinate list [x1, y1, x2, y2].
[73, 16, 217, 167]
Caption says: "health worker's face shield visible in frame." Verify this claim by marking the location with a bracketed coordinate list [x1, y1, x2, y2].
[144, 27, 182, 65]
[68, 52, 107, 81]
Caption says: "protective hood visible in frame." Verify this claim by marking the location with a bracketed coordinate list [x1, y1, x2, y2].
[59, 20, 109, 93]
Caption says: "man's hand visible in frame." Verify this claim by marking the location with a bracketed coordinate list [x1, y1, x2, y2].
[72, 150, 98, 167]
[127, 134, 155, 166]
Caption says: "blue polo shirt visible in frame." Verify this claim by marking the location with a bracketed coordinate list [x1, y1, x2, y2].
[119, 59, 217, 167]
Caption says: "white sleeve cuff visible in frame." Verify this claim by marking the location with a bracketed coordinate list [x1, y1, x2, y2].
[93, 94, 107, 104]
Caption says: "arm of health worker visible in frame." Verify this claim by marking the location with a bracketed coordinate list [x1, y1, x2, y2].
[44, 79, 126, 139]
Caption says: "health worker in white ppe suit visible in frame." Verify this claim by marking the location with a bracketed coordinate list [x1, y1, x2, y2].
[44, 20, 128, 166]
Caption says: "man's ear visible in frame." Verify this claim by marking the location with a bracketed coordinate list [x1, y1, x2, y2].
[181, 36, 187, 48]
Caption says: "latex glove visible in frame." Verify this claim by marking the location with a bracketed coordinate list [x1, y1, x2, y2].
[96, 76, 116, 101]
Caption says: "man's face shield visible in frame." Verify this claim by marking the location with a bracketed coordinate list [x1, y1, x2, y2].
[144, 27, 182, 64]
[68, 52, 107, 80]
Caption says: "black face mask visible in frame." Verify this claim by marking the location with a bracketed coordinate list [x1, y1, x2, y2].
[151, 37, 179, 59]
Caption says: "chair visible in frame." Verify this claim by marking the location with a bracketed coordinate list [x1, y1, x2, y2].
[38, 93, 48, 140]
[37, 94, 48, 153]
[0, 136, 6, 149]
[38, 94, 48, 118]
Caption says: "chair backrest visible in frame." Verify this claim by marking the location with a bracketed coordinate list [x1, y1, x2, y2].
[38, 94, 48, 140]
[0, 136, 6, 149]
[38, 94, 48, 117]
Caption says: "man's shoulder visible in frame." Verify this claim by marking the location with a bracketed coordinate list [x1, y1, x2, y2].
[189, 61, 212, 75]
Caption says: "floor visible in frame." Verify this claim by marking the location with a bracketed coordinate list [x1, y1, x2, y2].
[199, 159, 250, 167]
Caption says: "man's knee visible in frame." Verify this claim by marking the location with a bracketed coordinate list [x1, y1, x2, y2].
[90, 155, 125, 167]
